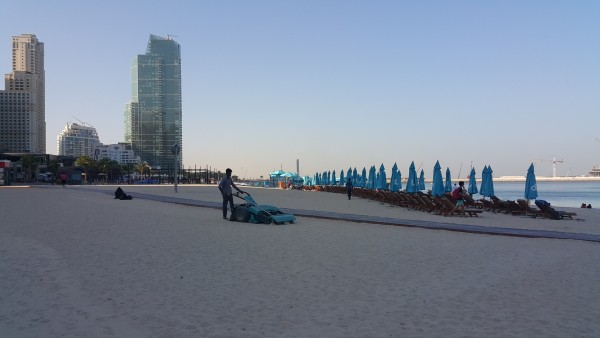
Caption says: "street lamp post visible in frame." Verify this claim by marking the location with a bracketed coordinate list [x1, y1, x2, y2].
[171, 143, 180, 193]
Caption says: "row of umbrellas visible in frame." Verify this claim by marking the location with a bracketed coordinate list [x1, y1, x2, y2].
[313, 162, 539, 200]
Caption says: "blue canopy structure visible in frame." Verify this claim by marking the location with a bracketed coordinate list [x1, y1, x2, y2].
[467, 167, 478, 195]
[445, 168, 453, 192]
[406, 161, 418, 193]
[431, 161, 444, 196]
[377, 163, 387, 190]
[418, 169, 425, 190]
[524, 163, 538, 201]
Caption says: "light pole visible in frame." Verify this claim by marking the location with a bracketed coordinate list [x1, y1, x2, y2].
[171, 143, 180, 193]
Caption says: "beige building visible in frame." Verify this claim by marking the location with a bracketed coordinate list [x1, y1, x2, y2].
[0, 34, 45, 153]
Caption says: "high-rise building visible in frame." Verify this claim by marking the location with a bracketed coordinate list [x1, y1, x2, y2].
[93, 143, 140, 165]
[57, 123, 100, 158]
[0, 34, 45, 153]
[124, 35, 182, 169]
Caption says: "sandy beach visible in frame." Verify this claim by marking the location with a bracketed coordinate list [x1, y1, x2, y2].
[1, 184, 599, 337]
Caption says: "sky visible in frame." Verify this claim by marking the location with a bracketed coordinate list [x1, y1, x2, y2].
[2, 0, 599, 179]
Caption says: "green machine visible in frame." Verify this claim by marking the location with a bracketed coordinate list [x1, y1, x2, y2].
[231, 192, 296, 225]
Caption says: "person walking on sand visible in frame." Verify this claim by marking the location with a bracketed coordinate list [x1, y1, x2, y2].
[218, 168, 245, 220]
[449, 181, 466, 216]
[59, 172, 68, 188]
[345, 177, 353, 200]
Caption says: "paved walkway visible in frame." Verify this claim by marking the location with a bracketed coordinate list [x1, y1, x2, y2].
[85, 187, 600, 244]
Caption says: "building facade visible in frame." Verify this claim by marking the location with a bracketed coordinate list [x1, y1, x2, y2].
[57, 123, 100, 158]
[124, 35, 182, 169]
[93, 143, 140, 165]
[0, 34, 45, 153]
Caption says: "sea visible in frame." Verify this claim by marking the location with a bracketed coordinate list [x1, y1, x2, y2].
[425, 181, 600, 208]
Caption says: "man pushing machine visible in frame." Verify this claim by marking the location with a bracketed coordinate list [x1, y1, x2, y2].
[218, 168, 245, 220]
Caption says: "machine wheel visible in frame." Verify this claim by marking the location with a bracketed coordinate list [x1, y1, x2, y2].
[234, 206, 250, 222]
[257, 211, 271, 224]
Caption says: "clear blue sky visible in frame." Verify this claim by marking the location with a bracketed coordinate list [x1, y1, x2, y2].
[2, 0, 599, 179]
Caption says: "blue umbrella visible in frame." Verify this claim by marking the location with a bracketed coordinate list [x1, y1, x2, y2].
[378, 163, 387, 190]
[481, 165, 495, 198]
[524, 163, 538, 201]
[431, 161, 444, 196]
[369, 166, 377, 189]
[406, 161, 418, 193]
[480, 166, 488, 196]
[418, 169, 425, 190]
[397, 169, 402, 191]
[390, 162, 400, 192]
[331, 170, 336, 186]
[339, 169, 345, 187]
[353, 167, 358, 186]
[361, 167, 367, 188]
[444, 168, 453, 192]
[468, 167, 478, 195]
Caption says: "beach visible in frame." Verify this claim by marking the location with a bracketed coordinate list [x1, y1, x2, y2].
[1, 185, 599, 337]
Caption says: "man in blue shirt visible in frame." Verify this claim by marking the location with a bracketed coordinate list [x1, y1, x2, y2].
[218, 168, 245, 220]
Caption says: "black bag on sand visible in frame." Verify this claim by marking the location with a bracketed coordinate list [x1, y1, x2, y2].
[114, 187, 133, 200]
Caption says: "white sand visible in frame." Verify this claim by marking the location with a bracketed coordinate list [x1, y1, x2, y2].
[1, 185, 599, 337]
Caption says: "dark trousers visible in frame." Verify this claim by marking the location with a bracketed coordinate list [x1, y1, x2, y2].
[222, 194, 234, 217]
[347, 190, 352, 200]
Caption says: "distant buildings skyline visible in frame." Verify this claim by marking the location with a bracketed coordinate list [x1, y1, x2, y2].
[57, 122, 100, 158]
[0, 34, 45, 153]
[125, 34, 182, 169]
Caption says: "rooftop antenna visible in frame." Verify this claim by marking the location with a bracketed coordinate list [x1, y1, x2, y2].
[166, 34, 178, 40]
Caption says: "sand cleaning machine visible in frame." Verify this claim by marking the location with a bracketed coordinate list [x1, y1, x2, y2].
[230, 192, 296, 225]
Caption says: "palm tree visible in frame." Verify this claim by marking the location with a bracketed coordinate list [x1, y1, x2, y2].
[136, 162, 150, 179]
[19, 155, 38, 182]
[98, 158, 119, 183]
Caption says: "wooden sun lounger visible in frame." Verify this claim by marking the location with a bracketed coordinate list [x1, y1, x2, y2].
[535, 200, 577, 220]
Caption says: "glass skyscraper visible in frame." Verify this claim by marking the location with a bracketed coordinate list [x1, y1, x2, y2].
[125, 35, 182, 169]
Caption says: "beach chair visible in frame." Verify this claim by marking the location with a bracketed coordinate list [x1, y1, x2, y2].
[491, 196, 512, 214]
[507, 200, 526, 216]
[516, 199, 542, 218]
[442, 194, 483, 217]
[535, 200, 577, 220]
[463, 194, 484, 209]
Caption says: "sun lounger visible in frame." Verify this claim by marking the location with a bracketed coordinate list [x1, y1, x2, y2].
[516, 199, 543, 218]
[535, 200, 577, 220]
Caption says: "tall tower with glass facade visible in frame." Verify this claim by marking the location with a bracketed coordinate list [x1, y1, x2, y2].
[124, 35, 182, 169]
[0, 34, 45, 153]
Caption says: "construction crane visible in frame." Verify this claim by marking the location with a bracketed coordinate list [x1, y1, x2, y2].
[538, 156, 564, 178]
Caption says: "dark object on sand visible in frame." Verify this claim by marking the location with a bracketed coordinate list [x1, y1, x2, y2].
[114, 187, 133, 200]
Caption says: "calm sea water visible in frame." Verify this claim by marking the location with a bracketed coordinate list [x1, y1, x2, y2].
[425, 181, 600, 208]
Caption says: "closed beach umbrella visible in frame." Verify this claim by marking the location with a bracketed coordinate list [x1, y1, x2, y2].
[378, 163, 387, 190]
[369, 166, 376, 189]
[406, 161, 418, 193]
[361, 167, 367, 188]
[419, 169, 426, 190]
[352, 167, 358, 186]
[480, 166, 488, 196]
[397, 169, 402, 191]
[431, 161, 444, 196]
[339, 169, 345, 187]
[480, 166, 495, 198]
[445, 168, 453, 192]
[524, 163, 538, 201]
[468, 167, 478, 195]
[390, 162, 400, 192]
[331, 170, 336, 186]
